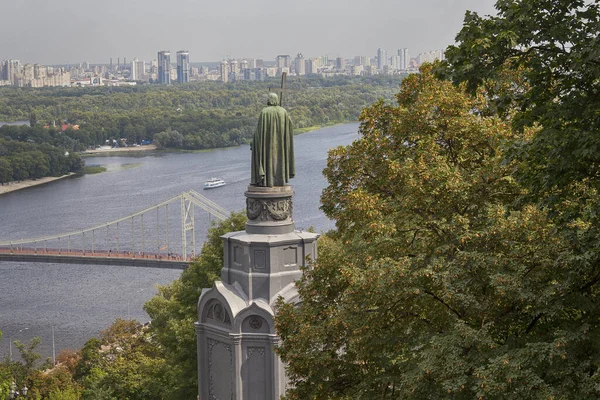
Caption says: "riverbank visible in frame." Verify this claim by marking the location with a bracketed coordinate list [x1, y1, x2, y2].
[0, 173, 76, 195]
[83, 144, 157, 155]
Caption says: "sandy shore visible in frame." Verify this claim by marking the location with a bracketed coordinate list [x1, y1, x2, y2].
[84, 144, 157, 154]
[0, 145, 157, 195]
[0, 173, 76, 195]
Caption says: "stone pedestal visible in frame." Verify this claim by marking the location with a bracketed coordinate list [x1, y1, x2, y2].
[196, 186, 318, 400]
[245, 185, 294, 235]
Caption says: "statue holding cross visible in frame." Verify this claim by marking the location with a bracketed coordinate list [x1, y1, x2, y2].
[268, 71, 294, 106]
[250, 74, 295, 187]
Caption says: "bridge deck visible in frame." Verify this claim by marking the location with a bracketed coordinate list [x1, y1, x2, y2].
[0, 190, 223, 269]
[0, 249, 188, 269]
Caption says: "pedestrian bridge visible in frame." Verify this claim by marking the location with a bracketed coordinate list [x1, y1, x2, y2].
[0, 190, 229, 269]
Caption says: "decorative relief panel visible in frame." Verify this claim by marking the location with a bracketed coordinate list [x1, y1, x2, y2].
[247, 346, 266, 360]
[246, 197, 292, 221]
[283, 246, 297, 268]
[249, 316, 263, 330]
[206, 301, 232, 326]
[233, 245, 244, 267]
[242, 315, 270, 333]
[245, 346, 267, 400]
[254, 250, 266, 270]
[207, 338, 234, 400]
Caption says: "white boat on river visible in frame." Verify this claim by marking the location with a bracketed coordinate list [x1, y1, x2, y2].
[203, 177, 226, 189]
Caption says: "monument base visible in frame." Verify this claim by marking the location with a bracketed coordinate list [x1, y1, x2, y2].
[196, 184, 319, 400]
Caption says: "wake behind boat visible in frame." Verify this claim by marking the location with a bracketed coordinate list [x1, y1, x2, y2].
[204, 177, 226, 189]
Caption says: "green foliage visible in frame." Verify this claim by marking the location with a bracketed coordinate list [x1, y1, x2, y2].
[27, 366, 82, 400]
[73, 319, 168, 400]
[0, 331, 10, 400]
[14, 336, 43, 374]
[0, 76, 402, 152]
[144, 211, 247, 399]
[0, 336, 82, 400]
[0, 76, 400, 182]
[47, 387, 81, 400]
[442, 0, 600, 199]
[275, 65, 600, 398]
[81, 165, 106, 174]
[0, 137, 84, 184]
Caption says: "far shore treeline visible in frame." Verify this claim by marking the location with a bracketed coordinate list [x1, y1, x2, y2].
[0, 75, 402, 184]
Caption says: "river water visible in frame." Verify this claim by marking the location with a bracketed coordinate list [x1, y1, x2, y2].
[0, 123, 359, 359]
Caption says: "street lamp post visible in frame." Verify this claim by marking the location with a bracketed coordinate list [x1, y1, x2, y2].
[52, 325, 56, 365]
[10, 328, 29, 362]
[9, 381, 28, 399]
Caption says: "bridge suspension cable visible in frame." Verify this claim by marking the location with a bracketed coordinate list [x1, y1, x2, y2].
[0, 190, 229, 254]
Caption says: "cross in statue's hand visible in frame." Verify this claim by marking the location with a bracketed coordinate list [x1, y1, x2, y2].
[268, 72, 294, 107]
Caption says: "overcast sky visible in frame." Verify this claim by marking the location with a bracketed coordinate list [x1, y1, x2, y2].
[1, 0, 497, 65]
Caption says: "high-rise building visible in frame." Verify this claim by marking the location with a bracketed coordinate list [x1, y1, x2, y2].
[377, 48, 387, 71]
[220, 60, 229, 83]
[2, 60, 21, 84]
[336, 57, 345, 70]
[294, 53, 305, 76]
[176, 50, 190, 83]
[307, 58, 320, 74]
[398, 48, 409, 70]
[33, 64, 43, 79]
[276, 55, 291, 68]
[318, 55, 328, 67]
[354, 55, 371, 66]
[23, 64, 34, 81]
[391, 55, 401, 71]
[415, 49, 444, 65]
[230, 59, 239, 75]
[131, 58, 145, 81]
[157, 50, 171, 84]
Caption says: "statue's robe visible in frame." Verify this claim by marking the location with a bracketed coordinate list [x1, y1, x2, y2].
[251, 99, 295, 187]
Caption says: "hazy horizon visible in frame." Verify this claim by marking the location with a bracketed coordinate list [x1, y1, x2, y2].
[1, 0, 497, 65]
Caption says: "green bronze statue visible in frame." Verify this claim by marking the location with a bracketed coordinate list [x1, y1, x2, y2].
[251, 93, 295, 187]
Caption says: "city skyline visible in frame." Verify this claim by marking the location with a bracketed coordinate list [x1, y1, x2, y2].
[1, 0, 497, 65]
[0, 48, 446, 88]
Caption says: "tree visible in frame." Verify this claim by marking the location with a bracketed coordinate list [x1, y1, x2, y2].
[275, 65, 600, 399]
[0, 157, 12, 184]
[0, 330, 11, 400]
[442, 0, 600, 197]
[440, 5, 600, 396]
[144, 212, 247, 399]
[74, 319, 168, 400]
[29, 111, 38, 127]
[14, 336, 43, 374]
